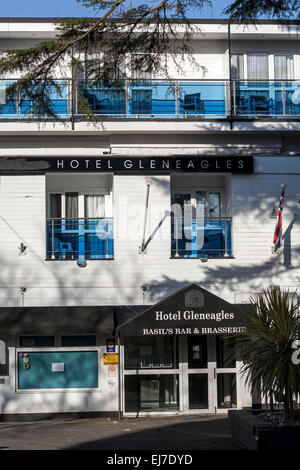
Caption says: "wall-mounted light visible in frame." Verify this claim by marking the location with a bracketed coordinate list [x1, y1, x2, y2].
[19, 287, 26, 307]
[19, 243, 27, 255]
[77, 259, 87, 268]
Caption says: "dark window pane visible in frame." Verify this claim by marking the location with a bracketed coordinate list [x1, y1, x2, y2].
[231, 54, 244, 80]
[50, 194, 61, 218]
[61, 336, 97, 347]
[217, 373, 237, 409]
[216, 336, 236, 368]
[19, 336, 55, 347]
[188, 374, 208, 409]
[124, 336, 177, 370]
[188, 336, 207, 368]
[125, 374, 179, 412]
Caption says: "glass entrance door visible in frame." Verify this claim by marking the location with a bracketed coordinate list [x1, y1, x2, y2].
[123, 336, 180, 414]
[181, 335, 239, 414]
[122, 334, 239, 415]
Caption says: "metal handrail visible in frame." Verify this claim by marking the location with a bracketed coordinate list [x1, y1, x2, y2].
[1, 78, 300, 119]
[171, 217, 232, 258]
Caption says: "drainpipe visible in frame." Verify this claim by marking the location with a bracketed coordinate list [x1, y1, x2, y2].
[117, 332, 122, 420]
[139, 179, 152, 253]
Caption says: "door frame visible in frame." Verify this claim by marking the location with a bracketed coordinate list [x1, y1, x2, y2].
[120, 334, 241, 416]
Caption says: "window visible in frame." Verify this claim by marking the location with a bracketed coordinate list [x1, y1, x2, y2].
[19, 336, 55, 347]
[48, 192, 111, 219]
[61, 335, 97, 347]
[247, 53, 269, 80]
[50, 194, 62, 219]
[125, 375, 179, 412]
[131, 54, 151, 80]
[274, 55, 294, 80]
[172, 191, 222, 219]
[84, 195, 105, 218]
[124, 336, 178, 369]
[65, 192, 78, 219]
[47, 190, 113, 260]
[171, 189, 231, 258]
[231, 54, 244, 80]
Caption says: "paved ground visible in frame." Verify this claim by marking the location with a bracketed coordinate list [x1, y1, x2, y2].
[0, 414, 244, 450]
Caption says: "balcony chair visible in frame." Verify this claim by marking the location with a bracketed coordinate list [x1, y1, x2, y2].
[131, 89, 152, 114]
[248, 94, 269, 114]
[182, 93, 201, 114]
[54, 238, 73, 260]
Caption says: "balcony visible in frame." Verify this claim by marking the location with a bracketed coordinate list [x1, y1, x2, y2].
[171, 218, 232, 259]
[1, 79, 300, 120]
[46, 218, 114, 262]
[232, 80, 300, 118]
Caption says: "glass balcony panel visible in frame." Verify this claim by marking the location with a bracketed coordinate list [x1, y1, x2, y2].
[171, 218, 231, 259]
[129, 81, 176, 116]
[179, 81, 226, 117]
[0, 80, 18, 116]
[278, 81, 300, 116]
[233, 80, 300, 117]
[46, 218, 113, 260]
[3, 78, 300, 119]
[233, 80, 273, 116]
[77, 80, 126, 116]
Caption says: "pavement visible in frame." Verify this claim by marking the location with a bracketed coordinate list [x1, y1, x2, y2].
[0, 414, 244, 451]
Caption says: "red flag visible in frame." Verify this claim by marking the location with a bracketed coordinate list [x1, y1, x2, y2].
[272, 184, 286, 254]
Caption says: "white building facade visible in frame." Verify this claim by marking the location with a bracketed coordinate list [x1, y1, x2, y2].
[0, 18, 299, 419]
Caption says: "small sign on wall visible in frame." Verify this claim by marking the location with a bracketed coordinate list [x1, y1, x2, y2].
[108, 365, 116, 377]
[103, 353, 118, 365]
[52, 363, 65, 372]
[106, 339, 116, 353]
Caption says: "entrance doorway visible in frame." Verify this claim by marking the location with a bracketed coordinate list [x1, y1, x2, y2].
[122, 335, 239, 415]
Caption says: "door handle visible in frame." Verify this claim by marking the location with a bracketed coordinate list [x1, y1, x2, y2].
[214, 368, 216, 379]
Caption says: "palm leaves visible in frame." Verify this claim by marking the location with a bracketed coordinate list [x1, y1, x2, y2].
[232, 287, 300, 423]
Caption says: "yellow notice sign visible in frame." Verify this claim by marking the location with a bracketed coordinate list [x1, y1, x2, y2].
[103, 353, 119, 365]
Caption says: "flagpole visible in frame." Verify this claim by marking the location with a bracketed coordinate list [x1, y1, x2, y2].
[272, 183, 287, 254]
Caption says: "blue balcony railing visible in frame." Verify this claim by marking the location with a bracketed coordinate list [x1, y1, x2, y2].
[232, 80, 300, 117]
[171, 218, 232, 259]
[46, 218, 114, 261]
[1, 79, 300, 119]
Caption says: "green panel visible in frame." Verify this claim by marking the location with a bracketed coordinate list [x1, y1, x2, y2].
[18, 351, 98, 389]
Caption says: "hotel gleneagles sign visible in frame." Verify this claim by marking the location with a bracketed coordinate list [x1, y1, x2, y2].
[117, 284, 251, 336]
[0, 156, 253, 174]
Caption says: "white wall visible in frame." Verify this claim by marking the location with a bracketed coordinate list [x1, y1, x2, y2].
[0, 157, 299, 308]
[0, 339, 119, 415]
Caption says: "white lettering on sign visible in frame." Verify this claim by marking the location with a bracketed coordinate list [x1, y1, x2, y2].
[156, 311, 181, 321]
[155, 310, 234, 322]
[70, 160, 79, 169]
[142, 326, 247, 335]
[124, 160, 133, 169]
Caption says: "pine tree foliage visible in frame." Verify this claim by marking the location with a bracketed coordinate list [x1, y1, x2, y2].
[0, 0, 298, 119]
